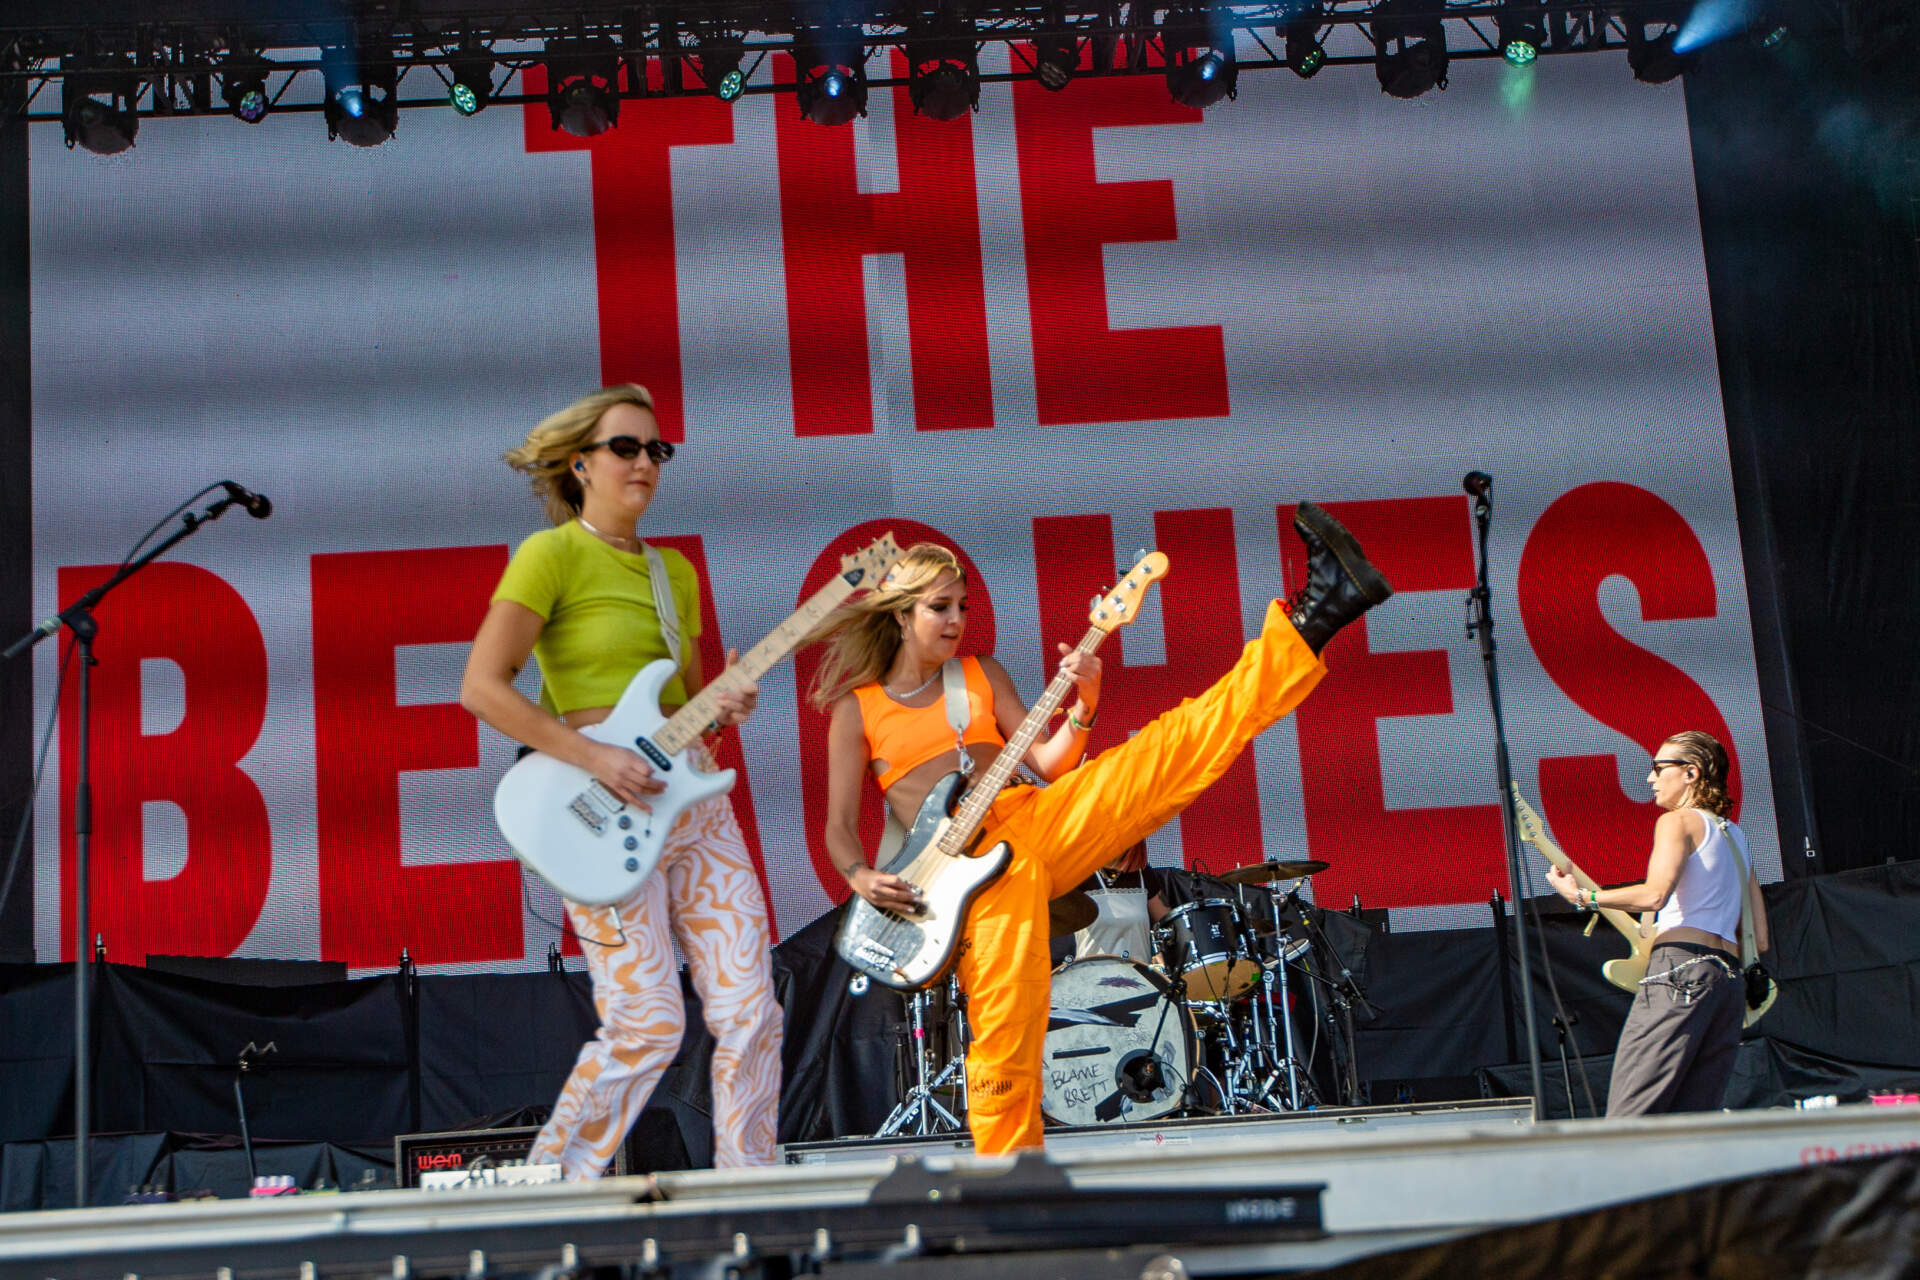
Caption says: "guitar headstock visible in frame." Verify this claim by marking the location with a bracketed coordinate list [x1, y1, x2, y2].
[1088, 552, 1169, 633]
[1509, 783, 1542, 846]
[840, 533, 902, 589]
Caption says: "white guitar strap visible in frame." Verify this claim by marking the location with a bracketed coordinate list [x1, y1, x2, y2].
[877, 660, 972, 863]
[641, 543, 685, 672]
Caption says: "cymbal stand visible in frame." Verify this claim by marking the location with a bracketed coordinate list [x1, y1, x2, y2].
[1252, 881, 1314, 1111]
[876, 978, 967, 1137]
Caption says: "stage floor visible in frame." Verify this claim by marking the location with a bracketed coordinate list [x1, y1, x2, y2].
[2, 1101, 1916, 1278]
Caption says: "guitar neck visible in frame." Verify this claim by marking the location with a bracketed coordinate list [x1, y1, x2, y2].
[1517, 817, 1647, 948]
[653, 571, 862, 756]
[940, 625, 1102, 852]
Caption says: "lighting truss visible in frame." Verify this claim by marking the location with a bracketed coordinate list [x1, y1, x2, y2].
[0, 0, 1853, 129]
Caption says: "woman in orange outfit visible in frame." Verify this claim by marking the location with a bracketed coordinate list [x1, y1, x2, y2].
[810, 503, 1392, 1154]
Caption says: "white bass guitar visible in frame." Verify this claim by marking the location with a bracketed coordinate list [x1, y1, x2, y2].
[495, 534, 900, 906]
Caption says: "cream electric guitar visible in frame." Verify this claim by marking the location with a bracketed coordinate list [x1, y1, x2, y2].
[836, 552, 1171, 991]
[1511, 786, 1775, 1026]
[494, 534, 901, 906]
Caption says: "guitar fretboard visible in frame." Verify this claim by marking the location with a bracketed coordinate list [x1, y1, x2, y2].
[653, 568, 868, 756]
[938, 627, 1103, 855]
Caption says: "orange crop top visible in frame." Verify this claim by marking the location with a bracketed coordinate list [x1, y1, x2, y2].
[854, 656, 1006, 793]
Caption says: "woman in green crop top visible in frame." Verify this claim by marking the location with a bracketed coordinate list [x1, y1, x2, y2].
[461, 384, 783, 1179]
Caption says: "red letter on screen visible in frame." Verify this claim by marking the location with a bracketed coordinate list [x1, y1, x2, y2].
[774, 52, 992, 436]
[312, 547, 522, 967]
[1285, 497, 1505, 910]
[1518, 482, 1739, 884]
[523, 65, 735, 441]
[793, 521, 997, 900]
[1011, 54, 1229, 426]
[56, 563, 271, 961]
[1032, 508, 1265, 871]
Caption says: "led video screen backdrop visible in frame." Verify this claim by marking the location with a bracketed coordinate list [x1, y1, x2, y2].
[25, 48, 1780, 970]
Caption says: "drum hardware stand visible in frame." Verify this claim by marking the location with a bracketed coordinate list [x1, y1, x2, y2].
[1289, 893, 1377, 1107]
[877, 978, 968, 1137]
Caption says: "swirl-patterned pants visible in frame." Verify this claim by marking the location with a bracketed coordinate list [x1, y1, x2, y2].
[530, 793, 784, 1178]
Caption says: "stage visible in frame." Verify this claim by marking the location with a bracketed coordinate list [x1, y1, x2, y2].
[2, 1101, 1915, 1278]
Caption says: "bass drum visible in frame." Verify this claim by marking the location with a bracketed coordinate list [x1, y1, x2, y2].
[1041, 956, 1193, 1126]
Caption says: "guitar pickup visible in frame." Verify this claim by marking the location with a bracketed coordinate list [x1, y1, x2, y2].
[852, 939, 897, 969]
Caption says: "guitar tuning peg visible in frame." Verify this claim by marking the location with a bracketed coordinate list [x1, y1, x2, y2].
[1133, 548, 1150, 565]
[1089, 595, 1103, 612]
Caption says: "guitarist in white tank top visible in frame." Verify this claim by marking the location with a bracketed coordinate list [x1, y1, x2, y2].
[1546, 731, 1773, 1116]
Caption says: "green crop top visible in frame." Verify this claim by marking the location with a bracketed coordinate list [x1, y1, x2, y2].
[491, 520, 702, 716]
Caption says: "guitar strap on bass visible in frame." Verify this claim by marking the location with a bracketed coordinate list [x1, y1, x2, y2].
[875, 659, 972, 864]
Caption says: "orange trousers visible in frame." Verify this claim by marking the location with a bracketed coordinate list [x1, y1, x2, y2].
[951, 601, 1326, 1154]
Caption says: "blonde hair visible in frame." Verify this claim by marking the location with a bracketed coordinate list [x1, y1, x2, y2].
[806, 543, 966, 710]
[503, 384, 656, 526]
[1663, 730, 1733, 818]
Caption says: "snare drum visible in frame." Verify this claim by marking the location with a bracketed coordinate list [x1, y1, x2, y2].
[1041, 956, 1192, 1126]
[1158, 898, 1261, 1002]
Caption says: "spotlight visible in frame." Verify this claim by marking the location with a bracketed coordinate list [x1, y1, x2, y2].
[1624, 22, 1692, 83]
[1034, 33, 1080, 89]
[1496, 0, 1547, 65]
[698, 34, 748, 101]
[545, 38, 622, 137]
[794, 29, 867, 126]
[219, 55, 271, 124]
[1282, 7, 1326, 78]
[1162, 8, 1237, 109]
[448, 45, 494, 116]
[61, 57, 139, 155]
[1373, 0, 1448, 97]
[907, 16, 981, 120]
[322, 48, 398, 146]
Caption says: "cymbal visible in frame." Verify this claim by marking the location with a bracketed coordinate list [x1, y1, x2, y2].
[1047, 889, 1098, 938]
[1218, 859, 1330, 885]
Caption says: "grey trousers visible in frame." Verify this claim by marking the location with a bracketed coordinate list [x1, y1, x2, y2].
[1605, 942, 1744, 1117]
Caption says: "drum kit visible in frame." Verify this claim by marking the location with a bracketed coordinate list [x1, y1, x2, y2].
[874, 858, 1373, 1137]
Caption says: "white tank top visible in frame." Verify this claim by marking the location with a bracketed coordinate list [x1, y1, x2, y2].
[1075, 870, 1154, 963]
[1653, 809, 1751, 942]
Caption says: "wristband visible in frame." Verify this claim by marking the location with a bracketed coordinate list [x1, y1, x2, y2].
[1067, 706, 1098, 732]
[1588, 887, 1598, 907]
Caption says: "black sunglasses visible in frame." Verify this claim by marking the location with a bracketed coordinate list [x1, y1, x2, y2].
[580, 435, 675, 465]
[1649, 758, 1691, 775]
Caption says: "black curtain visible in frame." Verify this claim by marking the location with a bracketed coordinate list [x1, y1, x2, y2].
[1688, 26, 1920, 875]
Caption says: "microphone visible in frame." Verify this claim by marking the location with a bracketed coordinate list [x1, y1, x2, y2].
[220, 481, 274, 519]
[1, 615, 61, 660]
[1462, 471, 1492, 498]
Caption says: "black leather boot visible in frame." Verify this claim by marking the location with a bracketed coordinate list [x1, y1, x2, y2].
[1286, 502, 1394, 654]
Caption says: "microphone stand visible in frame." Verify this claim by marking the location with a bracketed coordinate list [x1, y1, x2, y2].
[1464, 476, 1546, 1121]
[1, 489, 253, 1207]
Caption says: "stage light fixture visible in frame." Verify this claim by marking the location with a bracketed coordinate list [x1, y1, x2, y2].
[908, 16, 981, 120]
[1162, 8, 1238, 109]
[794, 29, 868, 126]
[219, 55, 271, 124]
[545, 38, 623, 137]
[1624, 22, 1693, 83]
[322, 48, 398, 146]
[1496, 0, 1547, 65]
[1034, 33, 1081, 89]
[61, 57, 139, 155]
[448, 45, 494, 116]
[1282, 8, 1327, 78]
[697, 34, 748, 101]
[1373, 0, 1448, 97]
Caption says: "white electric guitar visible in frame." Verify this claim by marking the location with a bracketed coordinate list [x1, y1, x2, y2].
[494, 534, 900, 906]
[836, 552, 1170, 991]
[1511, 786, 1775, 1026]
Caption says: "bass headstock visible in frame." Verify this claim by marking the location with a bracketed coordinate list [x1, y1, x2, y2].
[1088, 552, 1169, 633]
[841, 533, 902, 589]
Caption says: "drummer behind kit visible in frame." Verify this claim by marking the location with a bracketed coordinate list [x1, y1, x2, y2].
[873, 854, 1374, 1137]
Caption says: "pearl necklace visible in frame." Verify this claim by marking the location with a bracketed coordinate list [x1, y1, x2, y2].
[884, 665, 943, 702]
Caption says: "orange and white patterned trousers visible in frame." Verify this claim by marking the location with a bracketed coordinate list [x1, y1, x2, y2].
[530, 792, 784, 1178]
